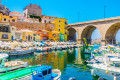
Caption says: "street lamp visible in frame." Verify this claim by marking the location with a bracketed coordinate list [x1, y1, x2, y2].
[104, 6, 107, 18]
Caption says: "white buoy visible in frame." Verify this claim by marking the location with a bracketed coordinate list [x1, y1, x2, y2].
[114, 76, 117, 80]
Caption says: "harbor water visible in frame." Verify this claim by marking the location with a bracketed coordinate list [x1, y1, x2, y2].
[7, 47, 100, 80]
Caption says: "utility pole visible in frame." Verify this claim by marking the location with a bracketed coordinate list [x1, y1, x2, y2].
[104, 6, 106, 18]
[78, 10, 79, 22]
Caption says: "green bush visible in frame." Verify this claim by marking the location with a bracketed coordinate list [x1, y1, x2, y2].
[0, 11, 4, 14]
[29, 15, 41, 22]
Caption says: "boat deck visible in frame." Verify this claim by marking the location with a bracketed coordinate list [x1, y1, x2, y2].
[5, 61, 24, 67]
[0, 66, 36, 80]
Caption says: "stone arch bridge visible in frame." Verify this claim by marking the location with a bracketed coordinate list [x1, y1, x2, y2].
[68, 17, 120, 45]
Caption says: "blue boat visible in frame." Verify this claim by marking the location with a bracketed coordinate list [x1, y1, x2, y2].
[31, 65, 61, 80]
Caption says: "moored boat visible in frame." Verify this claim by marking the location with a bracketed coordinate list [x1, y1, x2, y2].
[0, 53, 29, 73]
[0, 65, 61, 80]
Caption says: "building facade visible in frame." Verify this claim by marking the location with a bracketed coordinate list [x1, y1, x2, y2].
[49, 31, 60, 41]
[23, 4, 42, 17]
[41, 15, 55, 23]
[52, 18, 68, 41]
[9, 11, 39, 23]
[15, 30, 34, 41]
[0, 24, 11, 41]
[36, 30, 49, 41]
[0, 13, 18, 23]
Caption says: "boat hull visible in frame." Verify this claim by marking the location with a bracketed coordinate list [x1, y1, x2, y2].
[91, 67, 120, 80]
[1, 49, 35, 56]
[0, 62, 28, 73]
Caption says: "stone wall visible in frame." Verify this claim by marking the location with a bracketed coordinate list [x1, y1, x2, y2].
[9, 22, 55, 31]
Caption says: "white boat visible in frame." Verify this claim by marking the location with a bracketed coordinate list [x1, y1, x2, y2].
[87, 51, 120, 80]
[89, 62, 120, 80]
[2, 48, 35, 56]
[0, 53, 28, 73]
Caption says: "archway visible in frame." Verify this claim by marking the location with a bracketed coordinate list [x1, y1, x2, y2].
[105, 22, 120, 45]
[81, 25, 101, 44]
[67, 27, 77, 41]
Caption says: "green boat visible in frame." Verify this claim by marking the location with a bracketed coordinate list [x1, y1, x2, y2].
[0, 66, 37, 80]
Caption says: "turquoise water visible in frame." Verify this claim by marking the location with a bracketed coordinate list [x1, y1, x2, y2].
[93, 43, 101, 50]
[8, 47, 99, 80]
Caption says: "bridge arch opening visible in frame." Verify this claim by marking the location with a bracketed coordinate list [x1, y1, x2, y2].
[105, 22, 120, 45]
[81, 25, 101, 44]
[68, 27, 77, 41]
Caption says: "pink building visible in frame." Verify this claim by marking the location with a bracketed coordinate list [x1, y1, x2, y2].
[9, 11, 39, 23]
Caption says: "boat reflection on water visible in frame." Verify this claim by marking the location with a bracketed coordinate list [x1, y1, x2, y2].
[7, 47, 99, 80]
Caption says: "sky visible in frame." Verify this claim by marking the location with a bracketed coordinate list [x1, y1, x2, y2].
[2, 0, 120, 41]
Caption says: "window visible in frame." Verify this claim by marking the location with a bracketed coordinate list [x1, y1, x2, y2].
[12, 19, 15, 22]
[59, 25, 60, 27]
[44, 32, 47, 34]
[2, 34, 8, 39]
[58, 29, 60, 31]
[34, 34, 36, 36]
[26, 36, 27, 39]
[58, 34, 60, 37]
[4, 18, 6, 21]
[44, 20, 46, 23]
[10, 16, 13, 18]
[6, 27, 8, 32]
[49, 21, 51, 23]
[49, 17, 51, 19]
[65, 25, 67, 29]
[53, 34, 56, 37]
[65, 21, 68, 24]
[65, 31, 67, 34]
[59, 20, 61, 22]
[12, 28, 14, 30]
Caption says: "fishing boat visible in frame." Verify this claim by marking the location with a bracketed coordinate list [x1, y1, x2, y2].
[0, 65, 61, 80]
[0, 53, 28, 73]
